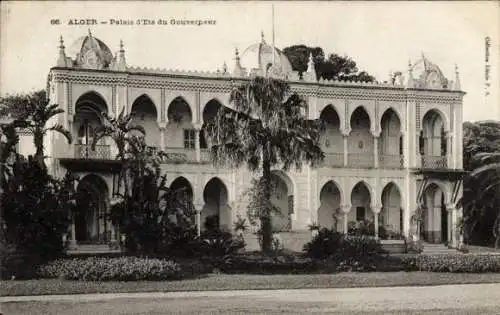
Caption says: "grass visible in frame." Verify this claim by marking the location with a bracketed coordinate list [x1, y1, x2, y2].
[3, 272, 500, 297]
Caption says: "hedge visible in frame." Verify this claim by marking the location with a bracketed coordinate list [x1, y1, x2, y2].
[403, 254, 500, 273]
[38, 257, 182, 281]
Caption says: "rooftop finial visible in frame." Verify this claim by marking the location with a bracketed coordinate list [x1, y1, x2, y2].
[120, 39, 124, 52]
[88, 28, 92, 38]
[235, 47, 239, 58]
[223, 61, 227, 73]
[57, 35, 67, 67]
[261, 30, 265, 43]
[454, 63, 461, 91]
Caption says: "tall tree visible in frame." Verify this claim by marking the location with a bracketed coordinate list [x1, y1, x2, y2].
[0, 90, 72, 167]
[205, 76, 324, 252]
[282, 45, 376, 82]
[92, 108, 145, 197]
[460, 120, 500, 246]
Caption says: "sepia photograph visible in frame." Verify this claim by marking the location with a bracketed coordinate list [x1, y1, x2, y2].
[0, 0, 499, 314]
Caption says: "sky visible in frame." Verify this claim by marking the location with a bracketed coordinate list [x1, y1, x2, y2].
[1, 1, 499, 122]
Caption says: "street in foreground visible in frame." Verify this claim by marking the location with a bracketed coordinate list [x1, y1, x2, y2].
[2, 283, 500, 315]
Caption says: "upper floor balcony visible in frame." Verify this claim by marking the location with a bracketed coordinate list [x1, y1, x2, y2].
[66, 91, 454, 171]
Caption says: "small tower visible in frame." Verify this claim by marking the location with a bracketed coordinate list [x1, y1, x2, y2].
[261, 30, 266, 44]
[453, 64, 461, 91]
[406, 60, 414, 88]
[57, 36, 68, 67]
[233, 48, 245, 77]
[303, 52, 317, 82]
[222, 61, 228, 74]
[117, 39, 127, 71]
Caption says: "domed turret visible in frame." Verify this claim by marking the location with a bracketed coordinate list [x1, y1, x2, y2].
[236, 32, 294, 79]
[408, 53, 449, 89]
[67, 30, 114, 70]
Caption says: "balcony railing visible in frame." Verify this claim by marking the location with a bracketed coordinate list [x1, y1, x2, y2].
[161, 147, 197, 163]
[379, 155, 404, 169]
[348, 154, 374, 168]
[75, 144, 111, 160]
[320, 153, 344, 167]
[200, 149, 211, 162]
[421, 155, 447, 169]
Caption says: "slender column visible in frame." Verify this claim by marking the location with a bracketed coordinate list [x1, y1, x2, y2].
[194, 128, 201, 162]
[343, 135, 348, 167]
[69, 216, 77, 248]
[448, 204, 457, 248]
[446, 133, 452, 168]
[341, 204, 351, 234]
[373, 136, 379, 168]
[194, 202, 203, 237]
[415, 133, 422, 168]
[159, 124, 166, 151]
[372, 205, 382, 239]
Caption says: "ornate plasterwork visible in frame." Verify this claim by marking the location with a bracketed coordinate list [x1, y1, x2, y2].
[51, 69, 464, 105]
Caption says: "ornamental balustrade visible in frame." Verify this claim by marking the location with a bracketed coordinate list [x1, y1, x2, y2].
[348, 153, 374, 168]
[161, 147, 197, 163]
[75, 144, 111, 160]
[421, 155, 447, 169]
[379, 155, 404, 169]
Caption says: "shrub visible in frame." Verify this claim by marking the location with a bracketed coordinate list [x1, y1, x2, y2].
[303, 228, 343, 259]
[410, 254, 500, 273]
[38, 257, 182, 281]
[220, 252, 321, 274]
[199, 230, 246, 258]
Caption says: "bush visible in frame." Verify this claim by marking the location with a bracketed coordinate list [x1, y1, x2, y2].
[199, 230, 246, 258]
[38, 257, 182, 281]
[220, 252, 321, 274]
[303, 228, 343, 259]
[409, 254, 500, 273]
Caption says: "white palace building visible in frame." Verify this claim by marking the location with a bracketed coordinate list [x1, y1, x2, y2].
[17, 31, 465, 251]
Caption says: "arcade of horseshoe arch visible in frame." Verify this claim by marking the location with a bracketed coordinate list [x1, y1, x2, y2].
[28, 30, 465, 251]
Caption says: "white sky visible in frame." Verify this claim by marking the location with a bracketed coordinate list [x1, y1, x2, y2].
[1, 1, 499, 122]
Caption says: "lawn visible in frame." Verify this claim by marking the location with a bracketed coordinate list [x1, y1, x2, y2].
[3, 272, 500, 297]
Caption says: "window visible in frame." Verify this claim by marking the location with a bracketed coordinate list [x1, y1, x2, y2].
[399, 135, 403, 155]
[356, 207, 365, 221]
[184, 129, 195, 149]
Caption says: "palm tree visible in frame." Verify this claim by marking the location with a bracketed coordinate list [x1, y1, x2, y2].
[92, 108, 145, 197]
[1, 91, 71, 167]
[204, 76, 324, 252]
[459, 152, 500, 247]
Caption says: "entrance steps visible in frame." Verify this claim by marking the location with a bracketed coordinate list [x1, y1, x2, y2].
[67, 244, 122, 255]
[422, 242, 459, 255]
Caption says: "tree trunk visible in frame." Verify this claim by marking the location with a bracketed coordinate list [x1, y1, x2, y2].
[261, 145, 272, 253]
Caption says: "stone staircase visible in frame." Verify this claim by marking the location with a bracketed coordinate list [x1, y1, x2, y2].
[422, 242, 459, 255]
[67, 244, 122, 256]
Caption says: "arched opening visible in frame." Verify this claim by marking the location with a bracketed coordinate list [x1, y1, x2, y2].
[379, 109, 403, 168]
[75, 174, 109, 243]
[422, 183, 448, 243]
[318, 181, 342, 231]
[319, 106, 343, 167]
[350, 182, 372, 226]
[420, 110, 447, 168]
[270, 171, 294, 232]
[202, 177, 230, 232]
[74, 92, 110, 159]
[130, 95, 159, 148]
[349, 107, 373, 167]
[381, 182, 403, 238]
[201, 99, 224, 150]
[166, 97, 195, 161]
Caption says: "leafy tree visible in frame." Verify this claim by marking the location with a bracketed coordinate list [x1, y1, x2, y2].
[463, 121, 500, 171]
[282, 45, 376, 82]
[205, 76, 324, 252]
[460, 151, 500, 247]
[0, 90, 72, 166]
[1, 155, 76, 259]
[109, 136, 195, 255]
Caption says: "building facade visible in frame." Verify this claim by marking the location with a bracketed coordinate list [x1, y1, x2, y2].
[22, 31, 465, 251]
